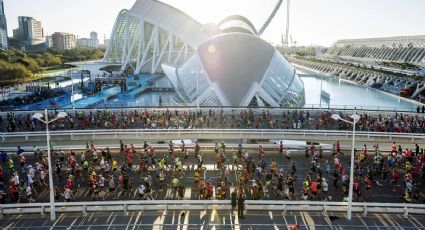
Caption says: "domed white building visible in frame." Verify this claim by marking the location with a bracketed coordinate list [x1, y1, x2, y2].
[104, 0, 304, 107]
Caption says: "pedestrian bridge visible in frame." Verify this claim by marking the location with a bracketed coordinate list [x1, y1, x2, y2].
[1, 128, 424, 144]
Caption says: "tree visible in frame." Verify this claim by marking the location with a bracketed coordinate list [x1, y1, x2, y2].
[10, 63, 32, 81]
[0, 48, 105, 86]
[0, 60, 31, 83]
[43, 53, 63, 66]
[0, 49, 11, 62]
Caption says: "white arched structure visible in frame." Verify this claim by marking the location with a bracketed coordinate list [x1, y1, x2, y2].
[103, 0, 216, 75]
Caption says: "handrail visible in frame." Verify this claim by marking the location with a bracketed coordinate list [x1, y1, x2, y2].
[2, 128, 425, 141]
[1, 200, 424, 217]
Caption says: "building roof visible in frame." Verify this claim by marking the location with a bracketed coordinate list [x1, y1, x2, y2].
[197, 32, 275, 105]
[218, 15, 258, 35]
[129, 0, 210, 48]
[333, 35, 425, 48]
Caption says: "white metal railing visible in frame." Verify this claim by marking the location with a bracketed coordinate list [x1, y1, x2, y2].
[1, 128, 424, 143]
[1, 200, 424, 218]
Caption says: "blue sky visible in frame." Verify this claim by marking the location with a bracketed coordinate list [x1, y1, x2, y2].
[4, 0, 425, 46]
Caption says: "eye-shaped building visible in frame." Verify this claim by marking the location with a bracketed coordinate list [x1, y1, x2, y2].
[104, 0, 305, 107]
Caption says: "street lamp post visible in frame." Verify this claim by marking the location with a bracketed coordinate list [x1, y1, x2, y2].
[331, 110, 360, 221]
[68, 70, 75, 111]
[32, 109, 67, 221]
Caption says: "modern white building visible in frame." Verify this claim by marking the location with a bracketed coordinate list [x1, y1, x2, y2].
[13, 16, 45, 49]
[103, 0, 304, 107]
[327, 35, 425, 67]
[45, 35, 53, 48]
[103, 38, 110, 47]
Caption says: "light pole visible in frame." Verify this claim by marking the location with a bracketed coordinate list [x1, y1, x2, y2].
[32, 109, 67, 221]
[331, 110, 360, 221]
[68, 70, 75, 111]
[190, 69, 204, 109]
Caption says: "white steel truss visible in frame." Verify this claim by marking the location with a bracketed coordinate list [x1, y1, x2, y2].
[105, 11, 192, 75]
[327, 35, 425, 65]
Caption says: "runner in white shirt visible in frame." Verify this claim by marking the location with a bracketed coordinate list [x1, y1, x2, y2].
[13, 173, 19, 186]
[26, 185, 34, 203]
[106, 176, 116, 200]
[244, 150, 250, 160]
[100, 158, 106, 172]
[64, 187, 72, 202]
[36, 162, 44, 171]
[27, 172, 34, 187]
[33, 146, 39, 153]
[29, 165, 35, 178]
[99, 175, 105, 192]
[138, 184, 145, 199]
[105, 162, 111, 175]
[33, 146, 41, 158]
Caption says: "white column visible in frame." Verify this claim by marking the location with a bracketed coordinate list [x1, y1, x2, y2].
[347, 118, 356, 220]
[45, 109, 56, 221]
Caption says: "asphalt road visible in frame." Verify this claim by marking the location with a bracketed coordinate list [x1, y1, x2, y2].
[2, 146, 423, 204]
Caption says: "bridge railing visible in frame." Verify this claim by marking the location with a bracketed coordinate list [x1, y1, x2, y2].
[1, 200, 424, 218]
[2, 128, 425, 143]
[0, 104, 421, 116]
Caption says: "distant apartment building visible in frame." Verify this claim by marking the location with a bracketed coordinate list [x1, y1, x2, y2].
[12, 16, 45, 49]
[77, 31, 99, 48]
[0, 0, 8, 49]
[103, 38, 110, 47]
[45, 35, 53, 48]
[52, 32, 76, 50]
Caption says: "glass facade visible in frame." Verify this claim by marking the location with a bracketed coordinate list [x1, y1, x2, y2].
[200, 91, 222, 107]
[174, 54, 212, 104]
[163, 32, 305, 107]
[166, 49, 305, 108]
[0, 0, 7, 49]
[261, 51, 304, 107]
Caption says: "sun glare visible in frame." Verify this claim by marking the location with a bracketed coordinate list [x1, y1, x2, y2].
[208, 44, 216, 53]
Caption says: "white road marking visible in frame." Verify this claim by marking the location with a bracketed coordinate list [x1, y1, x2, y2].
[49, 213, 64, 230]
[302, 212, 316, 230]
[131, 211, 142, 230]
[152, 215, 165, 230]
[124, 212, 135, 230]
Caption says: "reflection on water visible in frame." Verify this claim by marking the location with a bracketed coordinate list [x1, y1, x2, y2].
[300, 71, 417, 111]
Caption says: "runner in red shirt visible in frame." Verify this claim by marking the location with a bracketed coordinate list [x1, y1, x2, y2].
[336, 140, 341, 154]
[391, 170, 399, 192]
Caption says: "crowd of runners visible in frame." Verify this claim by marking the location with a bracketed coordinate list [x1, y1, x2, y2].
[2, 108, 425, 134]
[0, 90, 65, 110]
[0, 139, 424, 204]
